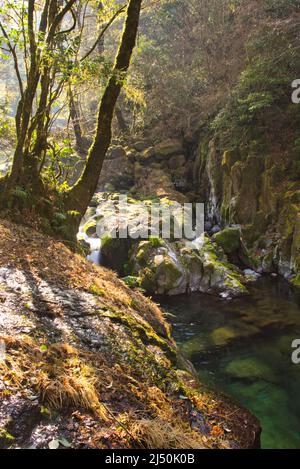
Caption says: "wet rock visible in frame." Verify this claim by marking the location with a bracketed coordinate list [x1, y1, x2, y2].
[211, 225, 221, 234]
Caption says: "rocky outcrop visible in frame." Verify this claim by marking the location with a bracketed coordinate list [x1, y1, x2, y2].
[97, 145, 135, 191]
[195, 138, 300, 287]
[0, 219, 260, 449]
[128, 235, 247, 297]
[79, 193, 249, 298]
[97, 139, 192, 201]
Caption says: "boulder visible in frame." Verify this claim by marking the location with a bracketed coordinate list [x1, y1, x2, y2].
[129, 234, 247, 297]
[107, 145, 127, 160]
[213, 227, 241, 254]
[154, 139, 184, 158]
[101, 234, 135, 276]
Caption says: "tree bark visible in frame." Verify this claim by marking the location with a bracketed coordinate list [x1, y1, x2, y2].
[65, 0, 142, 216]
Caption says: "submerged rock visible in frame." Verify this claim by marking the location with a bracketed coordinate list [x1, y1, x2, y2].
[225, 358, 275, 383]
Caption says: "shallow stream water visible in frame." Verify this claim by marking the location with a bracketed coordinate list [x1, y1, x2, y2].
[161, 277, 300, 449]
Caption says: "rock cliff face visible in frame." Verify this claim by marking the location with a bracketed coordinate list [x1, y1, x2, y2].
[195, 137, 300, 287]
[0, 219, 260, 449]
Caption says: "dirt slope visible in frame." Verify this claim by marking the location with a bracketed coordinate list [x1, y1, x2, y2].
[0, 219, 260, 449]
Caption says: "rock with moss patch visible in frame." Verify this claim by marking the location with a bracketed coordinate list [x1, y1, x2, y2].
[213, 227, 241, 254]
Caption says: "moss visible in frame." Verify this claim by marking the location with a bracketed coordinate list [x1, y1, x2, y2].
[89, 283, 106, 297]
[158, 259, 182, 288]
[242, 211, 270, 245]
[83, 219, 97, 237]
[135, 240, 166, 267]
[221, 149, 240, 172]
[148, 236, 164, 248]
[0, 429, 15, 442]
[101, 234, 134, 275]
[98, 308, 175, 360]
[213, 227, 241, 254]
[285, 190, 300, 205]
[122, 276, 141, 288]
[140, 267, 157, 292]
[224, 275, 248, 294]
[290, 274, 300, 289]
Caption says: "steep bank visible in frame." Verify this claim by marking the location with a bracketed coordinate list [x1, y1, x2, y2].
[0, 219, 260, 449]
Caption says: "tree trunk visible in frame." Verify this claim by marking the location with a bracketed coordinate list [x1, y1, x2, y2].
[64, 0, 142, 218]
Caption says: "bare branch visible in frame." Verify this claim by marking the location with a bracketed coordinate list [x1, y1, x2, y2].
[80, 4, 127, 62]
[0, 21, 24, 97]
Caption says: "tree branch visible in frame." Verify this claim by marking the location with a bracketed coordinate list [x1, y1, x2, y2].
[47, 0, 77, 42]
[80, 4, 127, 62]
[0, 21, 24, 97]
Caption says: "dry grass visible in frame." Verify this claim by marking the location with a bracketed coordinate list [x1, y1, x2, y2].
[0, 335, 35, 388]
[0, 219, 169, 337]
[36, 345, 108, 420]
[0, 337, 107, 420]
[129, 418, 205, 449]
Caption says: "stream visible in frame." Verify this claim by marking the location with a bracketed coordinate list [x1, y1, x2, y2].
[161, 277, 300, 449]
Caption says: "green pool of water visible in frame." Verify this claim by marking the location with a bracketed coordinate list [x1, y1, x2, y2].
[162, 277, 300, 449]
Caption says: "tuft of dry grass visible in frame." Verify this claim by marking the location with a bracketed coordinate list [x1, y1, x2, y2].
[36, 348, 108, 420]
[129, 418, 206, 449]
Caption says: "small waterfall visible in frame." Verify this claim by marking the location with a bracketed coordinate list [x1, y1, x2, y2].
[77, 223, 102, 266]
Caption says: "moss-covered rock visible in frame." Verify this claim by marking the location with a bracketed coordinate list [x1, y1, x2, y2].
[129, 235, 247, 297]
[213, 227, 241, 254]
[198, 235, 248, 297]
[291, 273, 300, 289]
[82, 218, 97, 237]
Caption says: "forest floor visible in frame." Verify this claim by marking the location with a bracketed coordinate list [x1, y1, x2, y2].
[0, 219, 260, 449]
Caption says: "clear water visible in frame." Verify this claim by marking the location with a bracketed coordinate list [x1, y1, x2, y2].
[161, 277, 300, 449]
